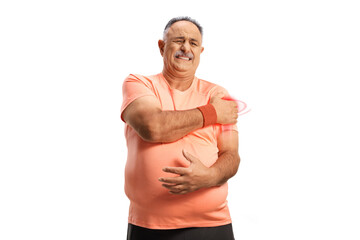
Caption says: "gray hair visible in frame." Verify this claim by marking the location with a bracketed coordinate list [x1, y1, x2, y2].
[163, 16, 203, 40]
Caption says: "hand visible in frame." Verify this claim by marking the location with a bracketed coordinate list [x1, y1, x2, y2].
[159, 150, 217, 195]
[210, 92, 238, 125]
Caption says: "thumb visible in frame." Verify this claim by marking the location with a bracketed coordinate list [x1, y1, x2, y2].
[213, 92, 225, 99]
[182, 149, 196, 164]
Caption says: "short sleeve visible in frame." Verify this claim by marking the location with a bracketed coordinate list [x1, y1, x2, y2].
[120, 74, 157, 122]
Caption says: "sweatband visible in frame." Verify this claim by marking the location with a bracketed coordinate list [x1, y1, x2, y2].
[197, 104, 217, 127]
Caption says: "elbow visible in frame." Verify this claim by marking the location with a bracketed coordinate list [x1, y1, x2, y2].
[137, 119, 164, 143]
[227, 152, 241, 177]
[234, 154, 241, 175]
[138, 113, 179, 143]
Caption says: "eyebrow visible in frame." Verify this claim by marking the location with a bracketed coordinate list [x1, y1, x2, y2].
[172, 37, 200, 42]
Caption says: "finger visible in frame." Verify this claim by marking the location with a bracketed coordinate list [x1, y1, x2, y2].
[162, 167, 188, 175]
[163, 184, 185, 193]
[236, 100, 246, 112]
[170, 189, 189, 195]
[158, 176, 184, 184]
[162, 184, 180, 190]
[182, 150, 198, 163]
[213, 92, 225, 99]
[182, 150, 192, 163]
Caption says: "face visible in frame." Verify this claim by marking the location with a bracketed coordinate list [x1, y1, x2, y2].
[159, 21, 204, 75]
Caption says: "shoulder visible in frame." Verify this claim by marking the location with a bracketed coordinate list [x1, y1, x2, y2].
[124, 73, 160, 83]
[122, 73, 163, 90]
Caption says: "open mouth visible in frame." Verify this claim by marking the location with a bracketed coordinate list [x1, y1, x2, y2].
[175, 56, 192, 61]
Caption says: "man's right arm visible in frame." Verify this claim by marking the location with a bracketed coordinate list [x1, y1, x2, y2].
[121, 93, 238, 143]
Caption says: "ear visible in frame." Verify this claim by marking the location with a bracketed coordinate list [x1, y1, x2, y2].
[201, 46, 204, 54]
[158, 39, 165, 56]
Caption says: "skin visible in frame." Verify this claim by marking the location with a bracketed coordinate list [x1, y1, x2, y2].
[122, 20, 240, 194]
[158, 21, 204, 90]
[160, 132, 240, 195]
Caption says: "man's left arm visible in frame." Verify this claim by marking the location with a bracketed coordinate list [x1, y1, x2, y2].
[159, 130, 240, 194]
[211, 129, 240, 186]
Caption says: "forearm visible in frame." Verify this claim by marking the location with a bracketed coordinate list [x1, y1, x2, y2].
[149, 108, 204, 142]
[125, 92, 238, 143]
[209, 151, 240, 186]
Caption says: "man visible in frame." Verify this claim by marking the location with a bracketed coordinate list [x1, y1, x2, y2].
[121, 17, 240, 240]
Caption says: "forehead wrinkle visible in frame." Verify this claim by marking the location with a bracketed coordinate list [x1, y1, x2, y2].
[164, 21, 202, 43]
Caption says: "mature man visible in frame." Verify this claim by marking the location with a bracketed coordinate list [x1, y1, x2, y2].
[121, 17, 240, 240]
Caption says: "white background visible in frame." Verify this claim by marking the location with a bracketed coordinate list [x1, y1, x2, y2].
[1, 0, 359, 239]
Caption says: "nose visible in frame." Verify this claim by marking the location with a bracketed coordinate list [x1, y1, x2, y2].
[180, 41, 191, 53]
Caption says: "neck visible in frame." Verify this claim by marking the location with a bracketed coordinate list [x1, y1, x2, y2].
[162, 69, 195, 91]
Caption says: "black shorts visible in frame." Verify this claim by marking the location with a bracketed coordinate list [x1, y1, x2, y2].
[126, 223, 235, 240]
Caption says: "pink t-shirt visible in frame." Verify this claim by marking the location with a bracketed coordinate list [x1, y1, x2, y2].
[120, 73, 237, 229]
